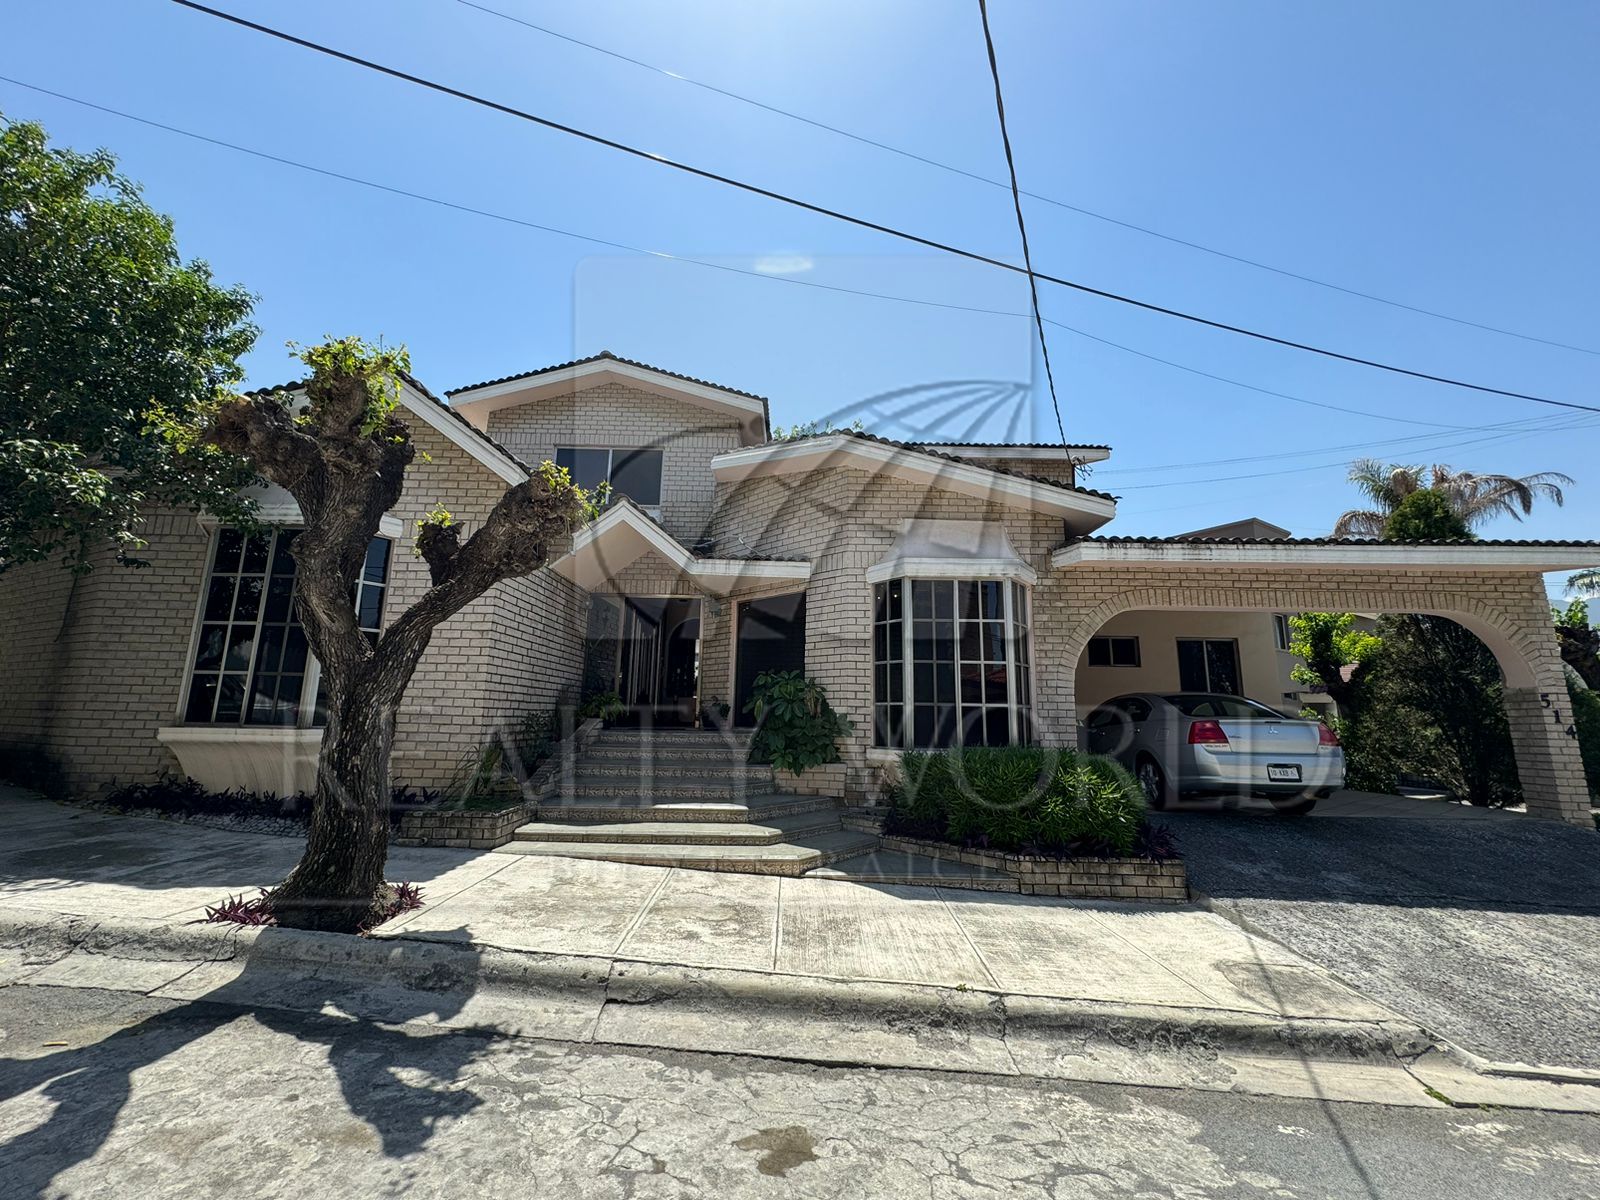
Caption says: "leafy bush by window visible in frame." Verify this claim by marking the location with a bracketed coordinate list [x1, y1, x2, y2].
[745, 671, 852, 773]
[1568, 675, 1600, 805]
[886, 745, 1160, 858]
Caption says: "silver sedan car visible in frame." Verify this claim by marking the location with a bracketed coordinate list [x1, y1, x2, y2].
[1080, 692, 1345, 815]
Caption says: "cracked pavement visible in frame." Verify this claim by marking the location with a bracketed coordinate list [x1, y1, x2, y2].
[3, 985, 1599, 1199]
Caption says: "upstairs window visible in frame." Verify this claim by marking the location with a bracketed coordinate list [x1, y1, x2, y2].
[184, 528, 391, 728]
[555, 447, 663, 512]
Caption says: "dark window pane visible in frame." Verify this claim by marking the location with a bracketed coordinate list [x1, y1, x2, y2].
[983, 621, 1005, 662]
[1087, 638, 1111, 667]
[985, 664, 1009, 705]
[887, 580, 902, 620]
[363, 537, 391, 583]
[248, 674, 279, 724]
[204, 577, 235, 621]
[357, 587, 383, 630]
[960, 663, 982, 704]
[271, 531, 299, 574]
[981, 580, 1004, 620]
[912, 580, 934, 619]
[185, 675, 218, 722]
[933, 581, 954, 619]
[933, 705, 957, 748]
[958, 580, 979, 620]
[224, 626, 255, 671]
[873, 584, 886, 623]
[610, 449, 663, 506]
[232, 575, 263, 621]
[241, 534, 270, 574]
[257, 627, 284, 675]
[985, 707, 1010, 747]
[281, 628, 308, 674]
[889, 663, 904, 702]
[214, 529, 244, 573]
[961, 707, 984, 746]
[913, 705, 934, 748]
[887, 623, 902, 662]
[935, 661, 955, 703]
[875, 663, 888, 701]
[1111, 637, 1138, 666]
[914, 661, 933, 703]
[556, 448, 610, 491]
[1206, 640, 1242, 695]
[276, 674, 304, 724]
[194, 625, 227, 671]
[1177, 639, 1208, 692]
[874, 705, 890, 748]
[959, 622, 980, 662]
[264, 576, 294, 622]
[216, 675, 247, 722]
[874, 624, 887, 661]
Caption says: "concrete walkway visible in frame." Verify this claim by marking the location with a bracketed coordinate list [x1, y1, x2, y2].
[0, 788, 1385, 1025]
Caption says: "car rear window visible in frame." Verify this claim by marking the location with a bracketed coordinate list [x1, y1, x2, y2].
[1163, 694, 1288, 720]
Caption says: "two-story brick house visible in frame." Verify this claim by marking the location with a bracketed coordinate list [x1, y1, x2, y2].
[2, 351, 1595, 859]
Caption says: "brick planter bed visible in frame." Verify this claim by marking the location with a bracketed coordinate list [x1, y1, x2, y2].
[877, 834, 1188, 902]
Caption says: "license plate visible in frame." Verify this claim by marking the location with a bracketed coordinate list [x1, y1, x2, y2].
[1267, 764, 1302, 782]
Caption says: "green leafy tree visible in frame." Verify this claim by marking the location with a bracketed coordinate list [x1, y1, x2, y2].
[1333, 459, 1569, 538]
[202, 338, 589, 932]
[1554, 599, 1600, 690]
[1382, 489, 1474, 541]
[0, 117, 258, 571]
[1566, 568, 1600, 598]
[1288, 612, 1382, 715]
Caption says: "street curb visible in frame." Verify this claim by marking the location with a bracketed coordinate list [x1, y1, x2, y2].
[0, 906, 1436, 1091]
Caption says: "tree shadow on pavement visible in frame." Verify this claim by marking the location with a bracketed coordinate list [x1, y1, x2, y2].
[0, 926, 488, 1197]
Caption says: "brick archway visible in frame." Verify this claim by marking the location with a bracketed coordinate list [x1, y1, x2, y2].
[1033, 567, 1590, 826]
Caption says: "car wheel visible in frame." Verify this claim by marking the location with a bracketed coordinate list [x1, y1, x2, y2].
[1270, 792, 1319, 816]
[1136, 757, 1170, 811]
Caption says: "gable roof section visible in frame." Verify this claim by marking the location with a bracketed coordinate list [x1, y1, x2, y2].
[549, 499, 811, 596]
[445, 351, 770, 444]
[245, 373, 530, 486]
[712, 431, 1118, 532]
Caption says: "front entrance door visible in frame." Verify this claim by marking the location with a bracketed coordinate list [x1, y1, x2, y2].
[734, 592, 807, 727]
[1177, 637, 1242, 694]
[616, 596, 700, 727]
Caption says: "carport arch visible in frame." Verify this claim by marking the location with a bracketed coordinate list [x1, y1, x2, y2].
[1039, 582, 1590, 826]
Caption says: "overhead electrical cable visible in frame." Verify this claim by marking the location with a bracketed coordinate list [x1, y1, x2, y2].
[163, 1, 1600, 417]
[453, 0, 1600, 358]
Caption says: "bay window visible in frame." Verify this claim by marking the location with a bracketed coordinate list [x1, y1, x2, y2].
[872, 578, 1033, 749]
[183, 528, 391, 727]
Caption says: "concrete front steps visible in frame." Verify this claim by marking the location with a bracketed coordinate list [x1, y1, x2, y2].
[507, 728, 1017, 888]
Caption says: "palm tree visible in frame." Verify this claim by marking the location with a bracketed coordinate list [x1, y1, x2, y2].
[1568, 568, 1600, 597]
[1333, 459, 1571, 538]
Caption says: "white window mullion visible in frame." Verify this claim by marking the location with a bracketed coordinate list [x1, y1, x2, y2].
[1003, 581, 1019, 746]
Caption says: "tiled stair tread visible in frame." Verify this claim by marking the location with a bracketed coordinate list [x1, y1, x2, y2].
[574, 760, 770, 777]
[805, 850, 1020, 891]
[541, 792, 826, 810]
[512, 813, 842, 845]
[583, 744, 758, 759]
[489, 829, 881, 871]
[529, 796, 840, 824]
[571, 773, 774, 790]
[590, 732, 754, 747]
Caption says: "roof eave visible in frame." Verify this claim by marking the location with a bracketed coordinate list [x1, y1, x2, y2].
[1051, 540, 1600, 572]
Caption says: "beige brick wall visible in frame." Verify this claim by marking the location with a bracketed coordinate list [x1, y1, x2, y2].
[484, 383, 743, 545]
[1031, 565, 1590, 825]
[0, 421, 587, 796]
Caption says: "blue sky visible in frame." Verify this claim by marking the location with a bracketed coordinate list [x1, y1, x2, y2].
[6, 0, 1598, 559]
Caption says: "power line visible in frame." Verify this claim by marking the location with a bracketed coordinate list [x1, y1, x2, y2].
[6, 70, 1587, 440]
[453, 0, 1600, 359]
[163, 1, 1600, 417]
[973, 0, 1064, 446]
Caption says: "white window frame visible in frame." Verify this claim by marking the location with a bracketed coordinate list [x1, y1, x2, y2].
[177, 527, 392, 729]
[555, 445, 664, 520]
[1273, 613, 1292, 652]
[871, 577, 1034, 750]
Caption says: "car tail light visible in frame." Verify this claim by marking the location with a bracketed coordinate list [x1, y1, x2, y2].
[1188, 719, 1229, 745]
[1317, 722, 1340, 747]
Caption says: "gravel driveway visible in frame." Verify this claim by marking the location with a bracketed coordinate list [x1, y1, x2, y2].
[1166, 806, 1600, 1070]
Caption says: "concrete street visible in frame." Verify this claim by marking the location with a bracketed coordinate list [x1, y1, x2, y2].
[3, 984, 1598, 1199]
[1169, 805, 1600, 1070]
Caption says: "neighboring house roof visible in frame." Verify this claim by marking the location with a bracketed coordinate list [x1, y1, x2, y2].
[1052, 534, 1600, 572]
[245, 373, 531, 485]
[548, 498, 811, 596]
[911, 442, 1113, 465]
[445, 350, 770, 445]
[712, 430, 1118, 532]
[1175, 517, 1294, 540]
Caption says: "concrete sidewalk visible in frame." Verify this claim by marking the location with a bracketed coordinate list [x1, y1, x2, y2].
[4, 788, 1597, 1111]
[0, 789, 1386, 1022]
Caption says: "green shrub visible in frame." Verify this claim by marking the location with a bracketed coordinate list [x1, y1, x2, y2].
[745, 671, 852, 773]
[888, 745, 1149, 857]
[578, 692, 626, 723]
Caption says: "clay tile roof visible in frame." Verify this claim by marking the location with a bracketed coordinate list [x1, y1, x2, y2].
[913, 440, 1113, 452]
[781, 429, 1118, 502]
[1069, 534, 1600, 547]
[444, 350, 768, 402]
